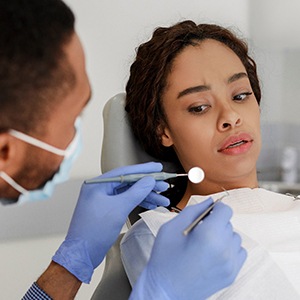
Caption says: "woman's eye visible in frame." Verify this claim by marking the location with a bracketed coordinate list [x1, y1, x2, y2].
[233, 92, 252, 102]
[188, 104, 210, 114]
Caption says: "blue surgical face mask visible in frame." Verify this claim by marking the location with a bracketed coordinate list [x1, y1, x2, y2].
[0, 118, 82, 205]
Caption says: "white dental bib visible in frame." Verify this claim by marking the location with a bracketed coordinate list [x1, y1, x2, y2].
[129, 188, 300, 299]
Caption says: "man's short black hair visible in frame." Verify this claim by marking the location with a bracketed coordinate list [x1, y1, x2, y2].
[0, 0, 76, 134]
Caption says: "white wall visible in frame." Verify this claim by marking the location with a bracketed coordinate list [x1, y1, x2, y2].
[249, 0, 300, 49]
[249, 0, 300, 125]
[282, 49, 300, 124]
[65, 0, 250, 179]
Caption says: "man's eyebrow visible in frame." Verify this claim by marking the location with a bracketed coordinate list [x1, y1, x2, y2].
[177, 85, 210, 99]
[227, 72, 248, 84]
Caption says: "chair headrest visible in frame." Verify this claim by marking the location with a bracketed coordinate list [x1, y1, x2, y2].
[101, 93, 178, 173]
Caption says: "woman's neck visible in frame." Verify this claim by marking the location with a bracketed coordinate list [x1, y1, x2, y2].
[176, 171, 259, 210]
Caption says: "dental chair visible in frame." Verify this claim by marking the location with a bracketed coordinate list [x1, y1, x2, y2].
[91, 93, 177, 300]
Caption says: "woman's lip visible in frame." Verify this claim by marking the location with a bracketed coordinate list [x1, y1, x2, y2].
[218, 133, 253, 153]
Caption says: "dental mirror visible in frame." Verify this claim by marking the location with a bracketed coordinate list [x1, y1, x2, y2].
[187, 167, 205, 184]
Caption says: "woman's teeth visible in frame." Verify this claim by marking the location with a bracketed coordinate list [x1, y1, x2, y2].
[227, 140, 247, 149]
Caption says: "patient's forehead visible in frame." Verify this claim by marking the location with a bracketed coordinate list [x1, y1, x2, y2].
[166, 39, 246, 93]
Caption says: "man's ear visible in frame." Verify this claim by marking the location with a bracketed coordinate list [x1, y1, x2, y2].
[0, 133, 15, 170]
[157, 124, 174, 147]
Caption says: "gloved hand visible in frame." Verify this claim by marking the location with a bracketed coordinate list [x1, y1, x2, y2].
[130, 198, 247, 300]
[52, 162, 169, 283]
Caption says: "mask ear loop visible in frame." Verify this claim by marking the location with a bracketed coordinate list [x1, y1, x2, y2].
[8, 129, 66, 156]
[0, 171, 28, 194]
[64, 127, 81, 158]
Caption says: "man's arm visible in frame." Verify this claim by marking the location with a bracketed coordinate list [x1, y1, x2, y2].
[22, 262, 80, 300]
[36, 262, 81, 300]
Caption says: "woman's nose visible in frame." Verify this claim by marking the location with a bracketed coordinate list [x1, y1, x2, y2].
[217, 105, 242, 131]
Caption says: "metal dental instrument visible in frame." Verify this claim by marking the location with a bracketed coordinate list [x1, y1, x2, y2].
[183, 191, 229, 236]
[84, 167, 205, 185]
[85, 172, 187, 184]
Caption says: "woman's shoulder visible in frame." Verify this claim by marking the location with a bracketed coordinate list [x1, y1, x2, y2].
[120, 216, 157, 255]
[121, 206, 174, 249]
[122, 218, 154, 242]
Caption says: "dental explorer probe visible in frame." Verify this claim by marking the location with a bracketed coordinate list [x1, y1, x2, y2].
[84, 167, 205, 184]
[183, 192, 229, 236]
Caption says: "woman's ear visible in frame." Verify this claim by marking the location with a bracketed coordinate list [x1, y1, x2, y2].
[157, 124, 174, 147]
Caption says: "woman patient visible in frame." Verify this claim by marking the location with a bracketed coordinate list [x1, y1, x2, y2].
[121, 21, 300, 298]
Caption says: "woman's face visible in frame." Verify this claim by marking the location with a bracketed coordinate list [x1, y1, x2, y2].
[160, 39, 261, 193]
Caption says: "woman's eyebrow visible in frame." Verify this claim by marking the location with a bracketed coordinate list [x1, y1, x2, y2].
[227, 72, 248, 84]
[177, 85, 210, 99]
[177, 72, 248, 99]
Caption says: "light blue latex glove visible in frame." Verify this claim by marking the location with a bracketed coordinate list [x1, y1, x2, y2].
[130, 198, 247, 300]
[52, 162, 169, 283]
